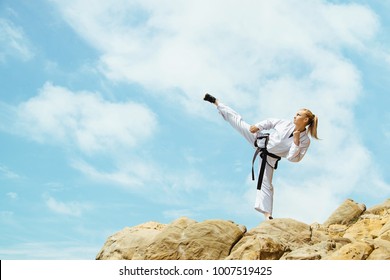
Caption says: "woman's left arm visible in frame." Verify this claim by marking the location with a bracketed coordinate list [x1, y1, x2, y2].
[286, 137, 310, 162]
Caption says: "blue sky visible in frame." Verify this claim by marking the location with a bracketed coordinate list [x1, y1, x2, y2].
[0, 0, 389, 259]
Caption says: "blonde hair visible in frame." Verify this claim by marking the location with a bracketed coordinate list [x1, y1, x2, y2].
[302, 108, 319, 140]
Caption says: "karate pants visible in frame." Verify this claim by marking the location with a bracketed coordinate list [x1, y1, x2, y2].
[217, 103, 276, 215]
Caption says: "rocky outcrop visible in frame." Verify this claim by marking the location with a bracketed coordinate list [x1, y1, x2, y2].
[96, 198, 390, 260]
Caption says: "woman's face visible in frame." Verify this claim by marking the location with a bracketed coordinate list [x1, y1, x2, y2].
[293, 110, 309, 127]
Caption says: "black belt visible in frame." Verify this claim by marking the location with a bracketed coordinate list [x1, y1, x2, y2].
[251, 133, 281, 190]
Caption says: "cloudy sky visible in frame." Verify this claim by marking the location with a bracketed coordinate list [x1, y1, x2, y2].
[1, 0, 389, 259]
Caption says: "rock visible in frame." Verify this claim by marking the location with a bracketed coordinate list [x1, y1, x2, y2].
[226, 233, 286, 260]
[365, 199, 390, 216]
[366, 239, 390, 260]
[327, 224, 348, 239]
[343, 216, 387, 242]
[141, 217, 197, 260]
[96, 221, 166, 260]
[378, 219, 390, 242]
[176, 219, 246, 260]
[322, 199, 366, 227]
[145, 218, 246, 260]
[227, 218, 311, 260]
[97, 217, 246, 260]
[96, 198, 390, 260]
[324, 242, 373, 260]
[280, 241, 338, 260]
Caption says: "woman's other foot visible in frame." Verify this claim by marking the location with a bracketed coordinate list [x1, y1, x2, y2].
[203, 93, 216, 104]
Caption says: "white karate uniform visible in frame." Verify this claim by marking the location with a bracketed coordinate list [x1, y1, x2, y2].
[217, 103, 310, 216]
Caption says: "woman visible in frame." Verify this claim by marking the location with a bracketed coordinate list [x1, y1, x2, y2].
[204, 93, 319, 220]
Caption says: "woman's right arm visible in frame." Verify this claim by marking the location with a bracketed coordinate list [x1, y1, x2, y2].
[250, 118, 280, 133]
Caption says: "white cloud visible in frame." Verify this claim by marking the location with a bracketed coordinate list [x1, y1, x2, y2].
[70, 159, 145, 189]
[44, 194, 92, 217]
[0, 18, 34, 62]
[0, 165, 20, 179]
[2, 82, 160, 192]
[71, 157, 206, 202]
[47, 0, 389, 223]
[14, 82, 157, 155]
[50, 1, 378, 105]
[6, 192, 18, 200]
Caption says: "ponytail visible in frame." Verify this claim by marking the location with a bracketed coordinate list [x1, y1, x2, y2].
[302, 109, 319, 140]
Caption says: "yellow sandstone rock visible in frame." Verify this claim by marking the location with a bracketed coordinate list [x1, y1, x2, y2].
[96, 198, 390, 260]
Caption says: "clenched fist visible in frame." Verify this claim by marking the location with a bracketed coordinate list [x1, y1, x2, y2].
[249, 125, 259, 133]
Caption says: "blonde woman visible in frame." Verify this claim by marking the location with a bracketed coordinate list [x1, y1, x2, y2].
[204, 93, 319, 220]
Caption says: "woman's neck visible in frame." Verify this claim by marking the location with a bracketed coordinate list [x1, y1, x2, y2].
[295, 125, 306, 132]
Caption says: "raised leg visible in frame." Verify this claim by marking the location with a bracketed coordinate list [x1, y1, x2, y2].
[216, 103, 256, 146]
